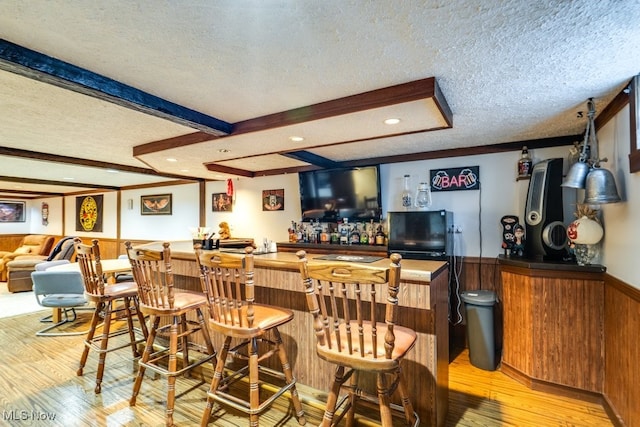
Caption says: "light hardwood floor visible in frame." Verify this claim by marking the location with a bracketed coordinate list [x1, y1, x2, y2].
[0, 302, 613, 426]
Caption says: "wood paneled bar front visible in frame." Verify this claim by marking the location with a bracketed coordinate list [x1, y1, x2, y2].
[498, 255, 606, 401]
[137, 240, 450, 427]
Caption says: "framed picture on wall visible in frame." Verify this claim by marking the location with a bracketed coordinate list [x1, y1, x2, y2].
[212, 192, 233, 212]
[0, 201, 26, 222]
[76, 195, 103, 231]
[262, 189, 284, 211]
[141, 194, 172, 215]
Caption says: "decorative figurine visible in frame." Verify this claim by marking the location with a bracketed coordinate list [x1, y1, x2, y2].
[500, 215, 519, 256]
[512, 224, 525, 257]
[218, 221, 231, 240]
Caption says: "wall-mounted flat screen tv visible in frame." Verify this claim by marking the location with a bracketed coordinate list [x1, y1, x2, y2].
[299, 166, 382, 222]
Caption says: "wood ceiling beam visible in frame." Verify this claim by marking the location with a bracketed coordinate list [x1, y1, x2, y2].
[0, 175, 118, 190]
[0, 146, 197, 181]
[0, 188, 64, 197]
[340, 134, 582, 168]
[280, 151, 343, 169]
[133, 132, 219, 157]
[205, 134, 581, 178]
[232, 77, 450, 134]
[0, 38, 232, 136]
[203, 163, 255, 177]
[132, 77, 452, 157]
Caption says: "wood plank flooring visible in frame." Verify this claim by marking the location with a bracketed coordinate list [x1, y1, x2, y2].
[0, 308, 613, 426]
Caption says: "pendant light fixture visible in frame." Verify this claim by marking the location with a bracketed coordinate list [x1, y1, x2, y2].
[561, 98, 621, 204]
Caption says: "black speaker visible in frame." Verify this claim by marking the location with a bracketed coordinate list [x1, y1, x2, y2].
[524, 158, 568, 260]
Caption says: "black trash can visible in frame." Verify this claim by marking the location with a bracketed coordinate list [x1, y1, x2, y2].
[460, 290, 497, 371]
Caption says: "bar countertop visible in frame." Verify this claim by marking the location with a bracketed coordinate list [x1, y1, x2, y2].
[497, 254, 606, 273]
[138, 240, 449, 282]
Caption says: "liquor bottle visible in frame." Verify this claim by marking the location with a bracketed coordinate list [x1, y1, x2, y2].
[350, 223, 361, 245]
[360, 222, 369, 245]
[330, 224, 339, 244]
[296, 224, 303, 243]
[368, 220, 375, 245]
[339, 219, 349, 245]
[518, 146, 533, 178]
[320, 227, 330, 244]
[288, 224, 297, 243]
[401, 174, 412, 210]
[375, 225, 386, 246]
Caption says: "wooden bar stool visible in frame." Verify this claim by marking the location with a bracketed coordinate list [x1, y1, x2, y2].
[296, 250, 419, 427]
[74, 238, 148, 394]
[125, 241, 217, 427]
[195, 245, 306, 427]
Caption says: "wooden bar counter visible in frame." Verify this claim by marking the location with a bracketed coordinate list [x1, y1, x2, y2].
[139, 241, 450, 426]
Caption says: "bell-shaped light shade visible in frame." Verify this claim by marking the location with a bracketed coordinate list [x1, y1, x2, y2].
[561, 160, 590, 189]
[583, 167, 621, 204]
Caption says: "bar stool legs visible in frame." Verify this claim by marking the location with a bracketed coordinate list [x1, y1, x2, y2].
[130, 309, 217, 427]
[200, 328, 306, 427]
[77, 297, 144, 394]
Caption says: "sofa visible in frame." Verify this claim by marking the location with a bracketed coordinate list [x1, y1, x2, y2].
[0, 235, 54, 282]
[6, 236, 75, 293]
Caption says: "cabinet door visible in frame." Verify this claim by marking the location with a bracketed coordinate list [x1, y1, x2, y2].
[533, 277, 604, 392]
[501, 271, 534, 376]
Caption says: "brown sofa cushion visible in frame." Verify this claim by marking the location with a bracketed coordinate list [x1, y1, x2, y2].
[0, 235, 54, 282]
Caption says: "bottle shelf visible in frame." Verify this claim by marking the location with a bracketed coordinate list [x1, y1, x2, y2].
[276, 242, 388, 257]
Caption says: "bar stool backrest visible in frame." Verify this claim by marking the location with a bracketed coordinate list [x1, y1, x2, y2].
[74, 238, 106, 297]
[125, 242, 174, 309]
[296, 250, 402, 360]
[195, 246, 255, 329]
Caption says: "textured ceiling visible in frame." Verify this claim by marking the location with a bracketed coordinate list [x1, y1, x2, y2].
[1, 1, 639, 196]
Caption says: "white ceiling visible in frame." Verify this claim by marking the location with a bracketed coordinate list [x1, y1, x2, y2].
[1, 1, 639, 197]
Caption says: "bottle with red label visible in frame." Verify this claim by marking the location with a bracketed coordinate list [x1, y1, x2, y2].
[518, 146, 533, 178]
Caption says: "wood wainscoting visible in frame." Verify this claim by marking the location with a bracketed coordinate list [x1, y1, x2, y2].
[603, 275, 640, 426]
[450, 257, 640, 427]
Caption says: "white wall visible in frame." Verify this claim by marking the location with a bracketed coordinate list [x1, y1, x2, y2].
[382, 146, 573, 259]
[121, 183, 200, 241]
[0, 197, 63, 235]
[206, 175, 301, 244]
[29, 197, 63, 236]
[597, 104, 639, 287]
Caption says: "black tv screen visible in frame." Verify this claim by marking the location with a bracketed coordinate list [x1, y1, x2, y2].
[299, 166, 382, 222]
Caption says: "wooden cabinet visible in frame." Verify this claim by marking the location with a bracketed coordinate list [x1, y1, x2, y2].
[499, 259, 605, 396]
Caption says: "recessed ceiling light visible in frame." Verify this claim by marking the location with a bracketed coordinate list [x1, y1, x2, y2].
[384, 118, 401, 125]
[63, 177, 75, 181]
[166, 158, 177, 162]
[289, 136, 304, 142]
[180, 169, 189, 173]
[106, 169, 119, 173]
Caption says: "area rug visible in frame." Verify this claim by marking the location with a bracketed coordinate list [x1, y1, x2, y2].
[0, 281, 46, 319]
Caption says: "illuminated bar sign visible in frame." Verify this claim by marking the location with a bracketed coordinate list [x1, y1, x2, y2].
[430, 166, 480, 192]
